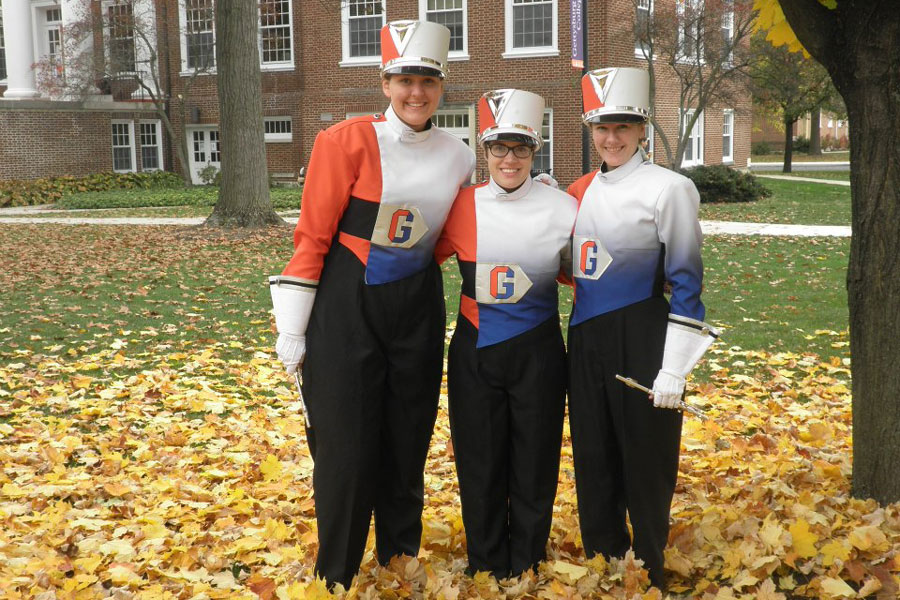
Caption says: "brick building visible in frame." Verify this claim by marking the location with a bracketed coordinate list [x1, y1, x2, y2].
[1, 0, 751, 187]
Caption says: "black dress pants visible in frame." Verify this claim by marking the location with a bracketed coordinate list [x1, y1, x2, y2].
[567, 297, 683, 589]
[302, 244, 445, 589]
[448, 316, 566, 579]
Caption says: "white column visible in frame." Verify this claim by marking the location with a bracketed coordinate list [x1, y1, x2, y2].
[2, 0, 41, 98]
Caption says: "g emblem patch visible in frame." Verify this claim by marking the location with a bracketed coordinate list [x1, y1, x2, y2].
[372, 205, 428, 248]
[475, 263, 532, 304]
[573, 236, 612, 280]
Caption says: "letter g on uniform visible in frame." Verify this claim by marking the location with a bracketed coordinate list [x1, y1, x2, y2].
[490, 266, 515, 300]
[388, 209, 414, 244]
[580, 240, 598, 276]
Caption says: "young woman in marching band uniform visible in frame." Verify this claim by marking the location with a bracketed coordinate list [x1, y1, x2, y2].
[268, 20, 475, 589]
[435, 89, 577, 579]
[566, 67, 718, 589]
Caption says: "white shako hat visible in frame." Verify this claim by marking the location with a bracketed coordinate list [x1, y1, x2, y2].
[581, 67, 650, 124]
[477, 89, 546, 149]
[381, 20, 451, 79]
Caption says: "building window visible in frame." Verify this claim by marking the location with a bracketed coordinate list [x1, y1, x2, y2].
[112, 121, 136, 172]
[682, 109, 704, 167]
[0, 0, 7, 82]
[634, 0, 653, 57]
[185, 0, 216, 70]
[259, 0, 292, 66]
[43, 7, 63, 68]
[264, 117, 293, 142]
[421, 0, 467, 58]
[505, 0, 557, 57]
[192, 130, 207, 163]
[722, 109, 733, 163]
[139, 121, 163, 171]
[432, 108, 472, 147]
[721, 0, 734, 63]
[532, 109, 553, 174]
[208, 130, 221, 163]
[643, 122, 655, 160]
[108, 3, 137, 73]
[342, 0, 384, 64]
[676, 0, 702, 62]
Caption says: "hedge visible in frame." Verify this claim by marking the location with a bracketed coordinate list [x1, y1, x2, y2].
[679, 165, 772, 204]
[0, 172, 184, 208]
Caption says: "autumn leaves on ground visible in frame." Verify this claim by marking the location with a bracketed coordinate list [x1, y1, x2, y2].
[1, 225, 897, 599]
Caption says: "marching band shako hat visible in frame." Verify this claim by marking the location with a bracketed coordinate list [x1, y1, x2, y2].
[581, 67, 650, 124]
[381, 20, 451, 79]
[477, 89, 546, 149]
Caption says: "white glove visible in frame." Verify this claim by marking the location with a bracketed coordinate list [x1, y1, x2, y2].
[651, 369, 684, 409]
[276, 332, 306, 374]
[533, 173, 559, 189]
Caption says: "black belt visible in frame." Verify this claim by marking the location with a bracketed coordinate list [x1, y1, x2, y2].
[337, 196, 378, 239]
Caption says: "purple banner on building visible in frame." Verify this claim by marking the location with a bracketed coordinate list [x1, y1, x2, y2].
[571, 0, 584, 69]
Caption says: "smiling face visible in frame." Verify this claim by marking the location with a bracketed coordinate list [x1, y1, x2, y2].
[590, 121, 644, 169]
[485, 141, 535, 192]
[381, 73, 444, 131]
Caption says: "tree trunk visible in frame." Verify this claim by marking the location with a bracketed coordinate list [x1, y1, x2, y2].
[779, 0, 900, 505]
[809, 107, 822, 155]
[205, 0, 283, 227]
[782, 116, 793, 173]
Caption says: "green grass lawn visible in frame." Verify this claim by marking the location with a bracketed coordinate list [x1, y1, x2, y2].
[21, 206, 299, 219]
[55, 186, 303, 211]
[699, 178, 850, 225]
[756, 171, 850, 181]
[0, 225, 849, 384]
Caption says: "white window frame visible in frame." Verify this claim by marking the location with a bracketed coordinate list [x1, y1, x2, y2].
[643, 122, 655, 160]
[432, 106, 474, 150]
[676, 0, 704, 64]
[264, 116, 293, 142]
[503, 0, 558, 59]
[0, 0, 7, 83]
[179, 0, 216, 75]
[258, 0, 294, 71]
[532, 108, 553, 175]
[722, 109, 733, 164]
[340, 0, 385, 67]
[31, 3, 63, 67]
[419, 0, 468, 61]
[112, 120, 137, 173]
[681, 109, 704, 167]
[138, 119, 163, 171]
[634, 0, 653, 59]
[721, 1, 734, 64]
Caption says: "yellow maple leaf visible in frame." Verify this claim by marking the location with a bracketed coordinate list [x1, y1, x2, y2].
[552, 560, 589, 583]
[260, 453, 283, 482]
[821, 540, 851, 566]
[789, 519, 819, 558]
[819, 576, 857, 598]
[848, 525, 889, 552]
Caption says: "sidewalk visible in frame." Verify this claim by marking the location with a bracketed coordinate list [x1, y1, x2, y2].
[0, 214, 852, 237]
[754, 174, 851, 186]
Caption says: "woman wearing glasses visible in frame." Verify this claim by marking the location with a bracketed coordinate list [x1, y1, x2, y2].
[434, 89, 577, 579]
[268, 20, 475, 589]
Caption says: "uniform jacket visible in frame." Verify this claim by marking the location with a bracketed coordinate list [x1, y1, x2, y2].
[436, 176, 578, 347]
[566, 151, 704, 326]
[283, 106, 476, 285]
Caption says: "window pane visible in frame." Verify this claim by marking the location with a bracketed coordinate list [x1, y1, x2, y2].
[108, 4, 136, 72]
[260, 0, 292, 63]
[428, 9, 463, 51]
[112, 123, 132, 171]
[513, 2, 552, 49]
[186, 0, 215, 69]
[533, 110, 552, 173]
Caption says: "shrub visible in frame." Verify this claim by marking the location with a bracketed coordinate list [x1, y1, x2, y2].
[0, 171, 184, 208]
[679, 165, 772, 204]
[751, 141, 772, 155]
[793, 136, 810, 153]
[198, 164, 220, 186]
[57, 185, 303, 210]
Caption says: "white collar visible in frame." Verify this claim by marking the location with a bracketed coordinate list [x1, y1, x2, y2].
[488, 174, 533, 201]
[384, 105, 433, 143]
[596, 149, 646, 184]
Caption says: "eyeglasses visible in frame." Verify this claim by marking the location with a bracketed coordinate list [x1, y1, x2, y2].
[487, 144, 534, 159]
